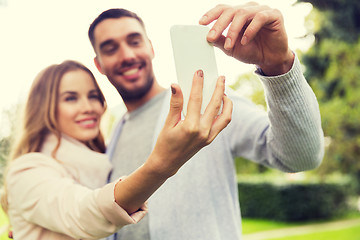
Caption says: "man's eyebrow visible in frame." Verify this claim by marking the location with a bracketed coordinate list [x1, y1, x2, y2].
[127, 32, 142, 40]
[99, 32, 143, 51]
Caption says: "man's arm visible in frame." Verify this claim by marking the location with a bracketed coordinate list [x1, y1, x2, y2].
[200, 2, 324, 171]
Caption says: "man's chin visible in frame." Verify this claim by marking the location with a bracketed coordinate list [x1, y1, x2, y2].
[116, 76, 154, 102]
[119, 88, 150, 102]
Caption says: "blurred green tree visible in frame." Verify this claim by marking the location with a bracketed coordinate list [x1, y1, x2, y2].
[297, 0, 360, 187]
[229, 71, 269, 175]
[0, 137, 11, 184]
[0, 106, 21, 185]
[231, 0, 360, 184]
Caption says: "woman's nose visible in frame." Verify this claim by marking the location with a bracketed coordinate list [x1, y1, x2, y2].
[80, 99, 95, 113]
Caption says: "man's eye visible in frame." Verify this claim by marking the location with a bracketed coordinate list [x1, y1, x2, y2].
[130, 39, 140, 46]
[102, 45, 117, 54]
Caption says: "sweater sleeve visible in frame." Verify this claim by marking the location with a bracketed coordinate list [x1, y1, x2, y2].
[227, 55, 324, 172]
[6, 153, 147, 239]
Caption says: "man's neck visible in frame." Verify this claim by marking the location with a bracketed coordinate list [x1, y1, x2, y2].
[125, 82, 166, 112]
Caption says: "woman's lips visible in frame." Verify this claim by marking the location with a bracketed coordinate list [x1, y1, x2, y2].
[77, 118, 97, 128]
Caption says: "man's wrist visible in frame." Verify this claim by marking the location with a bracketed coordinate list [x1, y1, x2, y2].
[257, 50, 295, 76]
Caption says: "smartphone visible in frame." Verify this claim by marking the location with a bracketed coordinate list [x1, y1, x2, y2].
[170, 25, 219, 115]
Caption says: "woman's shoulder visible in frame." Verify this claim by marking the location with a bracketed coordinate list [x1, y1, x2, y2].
[7, 152, 65, 177]
[13, 152, 56, 164]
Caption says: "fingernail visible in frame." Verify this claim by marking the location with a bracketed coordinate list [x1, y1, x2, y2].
[171, 85, 176, 94]
[241, 36, 248, 45]
[208, 29, 216, 39]
[199, 15, 208, 23]
[198, 70, 204, 77]
[225, 37, 231, 49]
[221, 76, 225, 83]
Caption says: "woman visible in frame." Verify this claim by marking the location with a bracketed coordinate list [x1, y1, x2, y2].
[1, 60, 232, 239]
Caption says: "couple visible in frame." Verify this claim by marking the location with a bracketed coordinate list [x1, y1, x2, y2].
[2, 2, 324, 240]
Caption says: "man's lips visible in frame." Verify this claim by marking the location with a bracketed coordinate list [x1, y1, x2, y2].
[123, 67, 141, 76]
[116, 62, 145, 79]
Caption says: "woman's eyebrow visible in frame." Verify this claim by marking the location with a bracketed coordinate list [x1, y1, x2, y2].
[59, 91, 77, 97]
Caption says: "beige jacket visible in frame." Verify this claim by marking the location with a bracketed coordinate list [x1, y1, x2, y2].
[6, 134, 146, 240]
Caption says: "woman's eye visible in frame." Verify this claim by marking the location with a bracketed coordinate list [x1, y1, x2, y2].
[89, 94, 100, 100]
[65, 96, 77, 102]
[89, 93, 102, 102]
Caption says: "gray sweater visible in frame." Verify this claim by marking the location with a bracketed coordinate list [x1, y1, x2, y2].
[107, 55, 324, 240]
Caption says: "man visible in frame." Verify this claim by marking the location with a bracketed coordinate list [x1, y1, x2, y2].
[88, 2, 324, 239]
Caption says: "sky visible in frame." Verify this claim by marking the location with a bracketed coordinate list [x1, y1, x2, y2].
[0, 0, 313, 137]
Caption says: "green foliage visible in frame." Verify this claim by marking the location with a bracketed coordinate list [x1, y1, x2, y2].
[0, 104, 22, 186]
[230, 71, 268, 174]
[294, 0, 360, 187]
[232, 0, 360, 187]
[238, 177, 354, 221]
[234, 157, 269, 174]
[298, 0, 360, 43]
[0, 138, 11, 185]
[229, 72, 266, 110]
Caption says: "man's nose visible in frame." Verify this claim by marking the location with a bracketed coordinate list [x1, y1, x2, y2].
[118, 44, 136, 62]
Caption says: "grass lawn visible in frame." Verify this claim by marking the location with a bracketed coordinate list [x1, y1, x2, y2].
[0, 207, 10, 240]
[1, 205, 359, 240]
[242, 218, 298, 234]
[268, 225, 360, 240]
[242, 212, 360, 239]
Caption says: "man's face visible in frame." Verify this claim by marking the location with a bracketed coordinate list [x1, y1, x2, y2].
[93, 17, 155, 102]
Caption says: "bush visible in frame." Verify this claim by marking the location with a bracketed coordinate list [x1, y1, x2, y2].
[238, 176, 355, 221]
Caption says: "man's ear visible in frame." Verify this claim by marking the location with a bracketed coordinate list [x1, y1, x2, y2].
[94, 57, 104, 74]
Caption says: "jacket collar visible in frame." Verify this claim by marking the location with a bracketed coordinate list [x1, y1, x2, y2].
[41, 134, 112, 189]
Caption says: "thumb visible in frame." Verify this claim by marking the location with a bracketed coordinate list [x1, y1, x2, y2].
[164, 84, 184, 128]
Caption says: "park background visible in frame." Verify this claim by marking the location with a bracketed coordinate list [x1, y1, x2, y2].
[1, 0, 360, 239]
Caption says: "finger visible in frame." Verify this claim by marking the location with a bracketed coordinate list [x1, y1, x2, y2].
[206, 8, 235, 43]
[199, 4, 228, 26]
[185, 70, 204, 123]
[212, 35, 232, 57]
[224, 12, 249, 50]
[224, 4, 269, 48]
[241, 9, 282, 45]
[206, 95, 233, 143]
[202, 76, 225, 127]
[163, 84, 183, 128]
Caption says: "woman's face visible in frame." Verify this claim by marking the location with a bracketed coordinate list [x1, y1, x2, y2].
[57, 69, 105, 143]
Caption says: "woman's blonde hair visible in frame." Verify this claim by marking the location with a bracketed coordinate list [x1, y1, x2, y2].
[1, 60, 107, 214]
